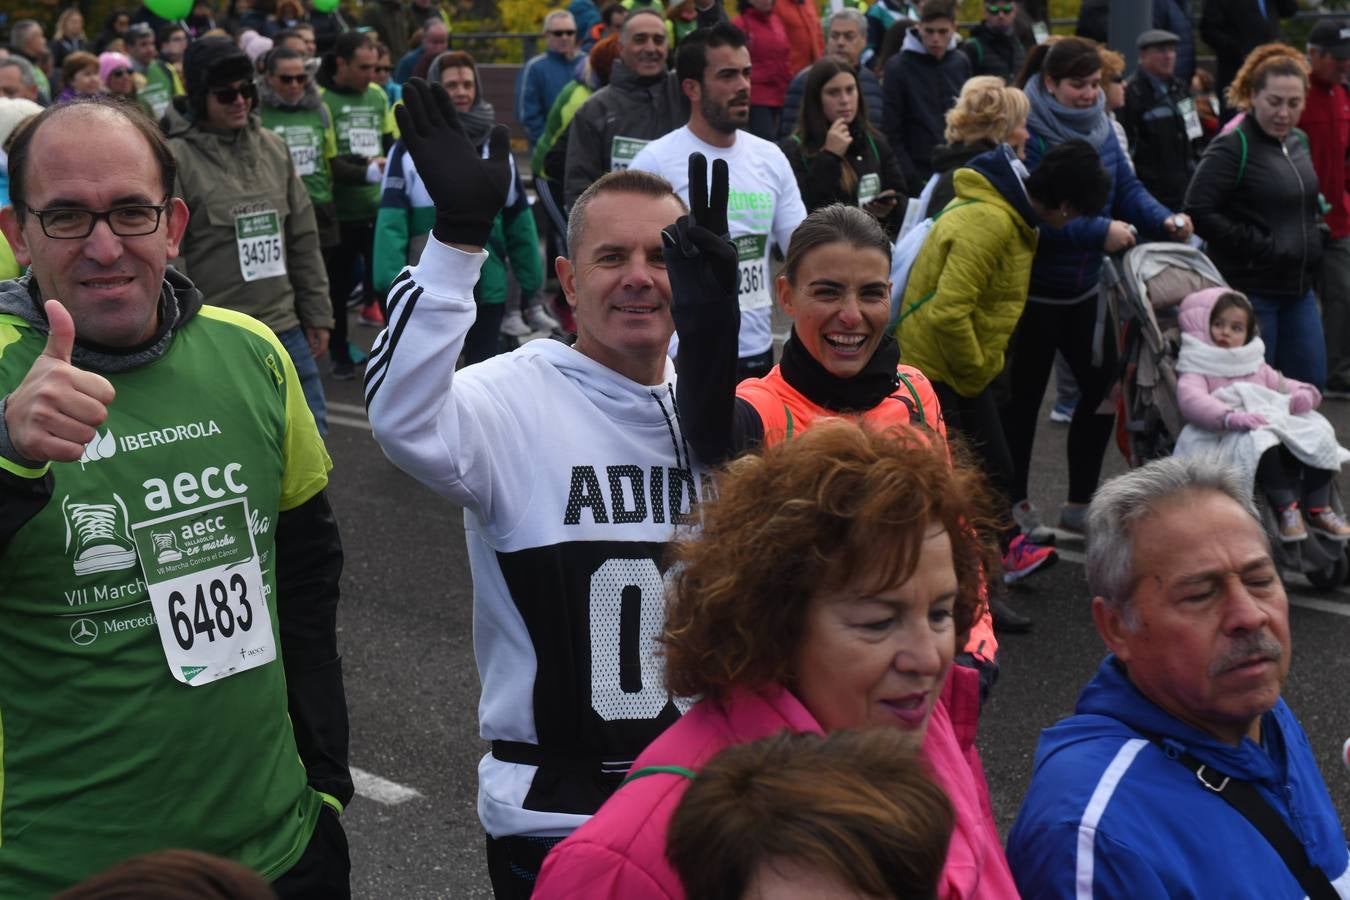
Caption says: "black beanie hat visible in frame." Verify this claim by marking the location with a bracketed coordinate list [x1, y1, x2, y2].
[184, 36, 255, 119]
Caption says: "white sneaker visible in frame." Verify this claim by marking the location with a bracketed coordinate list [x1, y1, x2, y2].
[500, 311, 532, 338]
[1012, 499, 1057, 546]
[525, 304, 561, 333]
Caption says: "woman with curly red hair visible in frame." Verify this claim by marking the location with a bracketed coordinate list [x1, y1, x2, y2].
[534, 422, 1018, 899]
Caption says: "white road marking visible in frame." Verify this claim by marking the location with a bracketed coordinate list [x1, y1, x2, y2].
[328, 414, 373, 432]
[328, 401, 369, 417]
[1051, 543, 1350, 616]
[351, 766, 423, 805]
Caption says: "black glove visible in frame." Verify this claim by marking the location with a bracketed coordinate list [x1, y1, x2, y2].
[662, 152, 738, 315]
[395, 77, 511, 247]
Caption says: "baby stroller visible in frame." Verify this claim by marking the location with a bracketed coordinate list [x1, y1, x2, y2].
[1113, 243, 1350, 590]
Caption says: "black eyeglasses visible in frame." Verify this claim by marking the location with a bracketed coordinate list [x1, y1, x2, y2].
[211, 82, 257, 104]
[277, 73, 308, 85]
[548, 29, 576, 37]
[986, 3, 1014, 12]
[27, 199, 170, 240]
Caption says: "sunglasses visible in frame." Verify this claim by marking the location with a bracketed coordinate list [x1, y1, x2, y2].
[277, 73, 308, 85]
[986, 3, 1014, 12]
[549, 29, 576, 37]
[108, 67, 131, 78]
[211, 82, 257, 104]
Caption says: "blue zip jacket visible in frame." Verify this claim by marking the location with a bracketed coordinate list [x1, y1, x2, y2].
[1007, 656, 1350, 899]
[516, 49, 580, 145]
[1024, 125, 1172, 300]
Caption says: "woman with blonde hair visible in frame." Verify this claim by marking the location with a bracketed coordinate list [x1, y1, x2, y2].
[924, 74, 1029, 217]
[1186, 43, 1324, 388]
[51, 8, 89, 77]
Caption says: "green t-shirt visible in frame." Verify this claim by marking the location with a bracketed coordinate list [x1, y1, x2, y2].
[138, 60, 182, 121]
[261, 104, 339, 207]
[0, 303, 332, 896]
[322, 85, 396, 221]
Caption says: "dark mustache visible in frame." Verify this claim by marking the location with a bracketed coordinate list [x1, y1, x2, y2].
[1209, 632, 1284, 676]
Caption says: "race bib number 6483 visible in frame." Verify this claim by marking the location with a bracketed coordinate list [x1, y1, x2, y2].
[132, 498, 276, 686]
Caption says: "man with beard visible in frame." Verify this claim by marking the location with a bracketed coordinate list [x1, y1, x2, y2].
[563, 7, 725, 208]
[1007, 457, 1350, 898]
[629, 23, 805, 379]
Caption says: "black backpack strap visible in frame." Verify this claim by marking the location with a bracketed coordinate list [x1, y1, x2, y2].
[1140, 734, 1339, 900]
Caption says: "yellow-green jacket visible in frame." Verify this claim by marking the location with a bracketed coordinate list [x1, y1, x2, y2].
[896, 150, 1038, 397]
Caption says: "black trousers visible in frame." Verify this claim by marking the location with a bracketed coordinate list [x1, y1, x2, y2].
[485, 833, 563, 899]
[272, 806, 351, 900]
[464, 303, 505, 365]
[328, 219, 376, 366]
[933, 380, 1017, 548]
[1001, 296, 1118, 504]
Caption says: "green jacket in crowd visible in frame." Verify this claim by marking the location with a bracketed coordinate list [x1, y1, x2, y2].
[165, 103, 334, 335]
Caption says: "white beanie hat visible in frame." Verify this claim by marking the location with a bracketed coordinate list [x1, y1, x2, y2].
[0, 97, 44, 151]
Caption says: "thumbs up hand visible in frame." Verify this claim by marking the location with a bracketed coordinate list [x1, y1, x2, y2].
[3, 299, 117, 463]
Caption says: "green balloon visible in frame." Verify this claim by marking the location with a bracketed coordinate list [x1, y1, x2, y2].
[312, 0, 339, 12]
[144, 0, 194, 18]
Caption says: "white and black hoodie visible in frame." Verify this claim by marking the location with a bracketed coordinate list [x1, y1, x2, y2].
[365, 238, 704, 840]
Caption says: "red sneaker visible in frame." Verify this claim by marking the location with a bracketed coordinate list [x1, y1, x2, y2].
[1002, 535, 1058, 584]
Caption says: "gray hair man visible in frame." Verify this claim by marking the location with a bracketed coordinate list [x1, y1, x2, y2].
[779, 9, 885, 140]
[0, 55, 40, 103]
[514, 9, 579, 146]
[1006, 456, 1350, 898]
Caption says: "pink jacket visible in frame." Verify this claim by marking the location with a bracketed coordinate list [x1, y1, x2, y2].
[1176, 287, 1321, 431]
[534, 667, 1019, 900]
[732, 8, 792, 108]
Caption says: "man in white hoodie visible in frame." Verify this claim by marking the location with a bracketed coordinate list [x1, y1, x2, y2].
[365, 78, 703, 899]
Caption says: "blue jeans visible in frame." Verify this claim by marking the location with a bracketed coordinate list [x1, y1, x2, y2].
[277, 325, 329, 436]
[1248, 289, 1327, 390]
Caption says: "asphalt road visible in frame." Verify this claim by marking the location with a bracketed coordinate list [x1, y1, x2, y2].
[322, 318, 1350, 900]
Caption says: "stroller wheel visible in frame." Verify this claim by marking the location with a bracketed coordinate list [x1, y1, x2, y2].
[1305, 553, 1349, 591]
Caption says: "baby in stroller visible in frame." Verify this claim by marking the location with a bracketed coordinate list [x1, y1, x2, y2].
[1174, 287, 1350, 542]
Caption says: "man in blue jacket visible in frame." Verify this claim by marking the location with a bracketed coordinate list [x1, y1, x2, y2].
[1007, 456, 1350, 899]
[516, 10, 581, 147]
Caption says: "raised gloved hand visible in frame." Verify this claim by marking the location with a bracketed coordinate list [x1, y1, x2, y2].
[1289, 386, 1319, 414]
[1225, 411, 1268, 431]
[395, 77, 511, 248]
[662, 152, 738, 317]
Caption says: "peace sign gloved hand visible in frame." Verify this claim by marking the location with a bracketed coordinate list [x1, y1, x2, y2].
[395, 77, 512, 248]
[661, 152, 739, 318]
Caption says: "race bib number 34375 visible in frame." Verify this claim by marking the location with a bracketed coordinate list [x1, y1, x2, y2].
[236, 210, 286, 282]
[132, 498, 276, 687]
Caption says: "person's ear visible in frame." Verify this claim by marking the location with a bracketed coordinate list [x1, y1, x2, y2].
[0, 206, 33, 267]
[163, 197, 190, 260]
[556, 255, 579, 311]
[775, 273, 795, 317]
[1091, 596, 1134, 662]
[681, 77, 701, 104]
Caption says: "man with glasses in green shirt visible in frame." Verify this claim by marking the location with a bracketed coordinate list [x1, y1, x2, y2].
[0, 93, 351, 899]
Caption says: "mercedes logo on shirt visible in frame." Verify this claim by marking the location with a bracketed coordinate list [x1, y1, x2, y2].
[70, 618, 99, 646]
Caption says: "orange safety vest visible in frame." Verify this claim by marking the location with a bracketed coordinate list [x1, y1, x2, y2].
[737, 363, 998, 665]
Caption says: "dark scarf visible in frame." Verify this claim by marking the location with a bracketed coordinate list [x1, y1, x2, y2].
[779, 329, 901, 412]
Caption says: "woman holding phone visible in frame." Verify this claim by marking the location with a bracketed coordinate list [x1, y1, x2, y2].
[781, 57, 907, 235]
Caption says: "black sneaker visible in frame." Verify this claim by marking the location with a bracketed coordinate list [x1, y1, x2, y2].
[331, 359, 355, 381]
[990, 597, 1033, 634]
